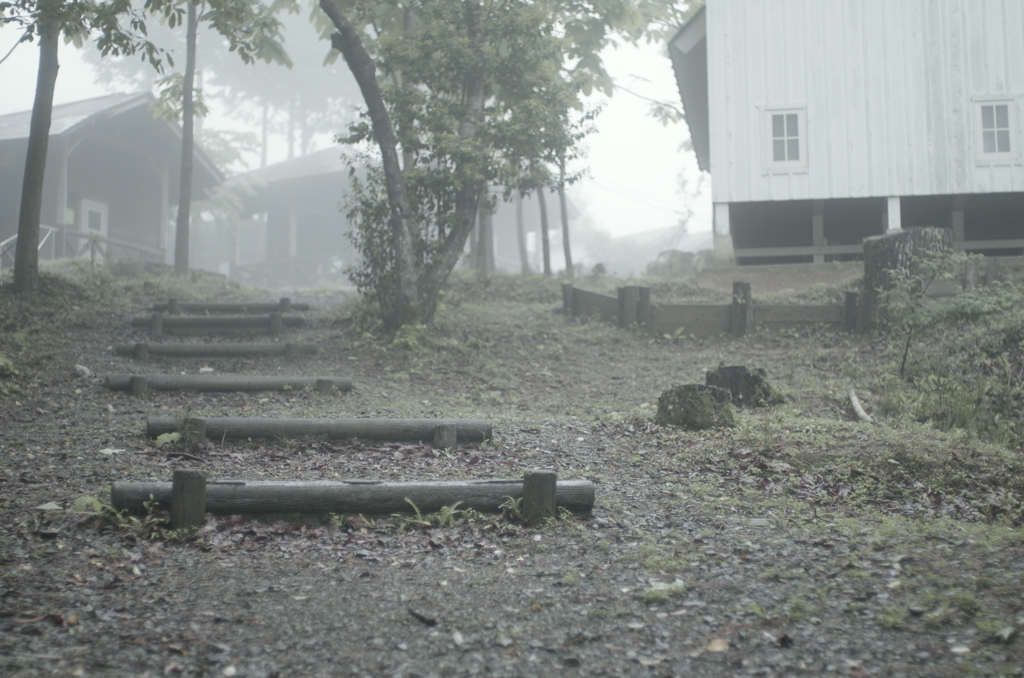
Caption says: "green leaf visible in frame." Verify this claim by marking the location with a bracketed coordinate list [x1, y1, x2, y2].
[73, 496, 104, 514]
[155, 432, 181, 447]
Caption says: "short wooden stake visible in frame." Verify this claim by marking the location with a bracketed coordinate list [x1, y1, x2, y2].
[842, 291, 859, 333]
[433, 424, 458, 450]
[132, 343, 150, 361]
[522, 469, 557, 525]
[279, 297, 292, 312]
[964, 259, 980, 291]
[150, 313, 164, 336]
[315, 379, 333, 395]
[269, 312, 284, 336]
[562, 284, 574, 315]
[129, 376, 148, 398]
[189, 418, 207, 444]
[730, 282, 752, 337]
[284, 343, 300, 359]
[168, 298, 181, 315]
[170, 469, 206, 529]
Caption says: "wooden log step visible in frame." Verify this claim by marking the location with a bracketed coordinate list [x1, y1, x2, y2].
[110, 478, 594, 516]
[145, 417, 493, 443]
[152, 298, 309, 314]
[105, 375, 352, 393]
[129, 314, 305, 334]
[114, 343, 319, 359]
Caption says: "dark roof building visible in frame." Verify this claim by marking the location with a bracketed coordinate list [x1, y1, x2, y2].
[0, 92, 222, 265]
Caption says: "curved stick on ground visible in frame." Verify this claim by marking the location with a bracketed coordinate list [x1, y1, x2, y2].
[848, 387, 874, 423]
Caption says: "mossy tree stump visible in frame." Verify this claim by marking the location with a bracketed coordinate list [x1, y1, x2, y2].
[655, 385, 735, 430]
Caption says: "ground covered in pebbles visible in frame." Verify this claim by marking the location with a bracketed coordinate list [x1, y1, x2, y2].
[1, 266, 1022, 677]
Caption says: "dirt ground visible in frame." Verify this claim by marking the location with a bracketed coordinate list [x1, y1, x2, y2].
[1, 267, 1022, 678]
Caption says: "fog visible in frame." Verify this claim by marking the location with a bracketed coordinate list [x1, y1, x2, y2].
[0, 12, 711, 284]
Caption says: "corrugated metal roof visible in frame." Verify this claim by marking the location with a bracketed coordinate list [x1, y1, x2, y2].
[0, 92, 152, 141]
[669, 7, 710, 173]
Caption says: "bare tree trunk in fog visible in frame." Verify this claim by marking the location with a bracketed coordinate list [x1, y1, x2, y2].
[476, 187, 494, 273]
[287, 99, 295, 160]
[173, 0, 199, 275]
[558, 157, 573, 279]
[538, 189, 551, 276]
[515, 193, 529, 274]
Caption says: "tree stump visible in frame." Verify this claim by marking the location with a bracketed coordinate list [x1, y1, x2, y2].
[655, 385, 735, 429]
[170, 469, 206, 529]
[522, 469, 557, 525]
[856, 227, 952, 333]
[705, 366, 782, 407]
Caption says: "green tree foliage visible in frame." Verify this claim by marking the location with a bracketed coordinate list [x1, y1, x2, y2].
[3, 0, 165, 293]
[322, 0, 687, 330]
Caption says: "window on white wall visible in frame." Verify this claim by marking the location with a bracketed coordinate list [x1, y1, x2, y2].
[976, 101, 1016, 160]
[765, 109, 806, 172]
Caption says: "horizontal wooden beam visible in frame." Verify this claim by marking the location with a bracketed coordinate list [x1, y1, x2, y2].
[151, 298, 310, 313]
[110, 478, 594, 516]
[114, 343, 318, 358]
[734, 244, 863, 258]
[145, 416, 493, 443]
[954, 239, 1024, 251]
[105, 375, 352, 393]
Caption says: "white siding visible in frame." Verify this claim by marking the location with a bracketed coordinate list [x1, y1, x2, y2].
[707, 0, 1024, 203]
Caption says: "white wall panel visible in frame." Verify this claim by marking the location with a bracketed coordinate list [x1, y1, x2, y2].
[708, 0, 1024, 203]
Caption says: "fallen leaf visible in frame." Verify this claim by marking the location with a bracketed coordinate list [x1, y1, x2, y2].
[453, 630, 465, 646]
[291, 595, 308, 601]
[707, 638, 729, 652]
[407, 608, 437, 626]
[74, 364, 91, 378]
[35, 502, 63, 511]
[637, 656, 666, 666]
[626, 622, 645, 630]
[950, 645, 970, 655]
[221, 666, 236, 677]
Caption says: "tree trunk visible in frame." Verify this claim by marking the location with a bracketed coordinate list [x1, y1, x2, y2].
[260, 99, 268, 168]
[321, 0, 421, 327]
[558, 158, 572, 279]
[13, 0, 61, 293]
[538, 189, 551, 276]
[515, 193, 529, 274]
[475, 186, 493, 273]
[173, 1, 199, 275]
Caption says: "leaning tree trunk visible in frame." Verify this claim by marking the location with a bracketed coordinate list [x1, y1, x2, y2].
[13, 0, 61, 293]
[856, 226, 953, 333]
[558, 158, 573, 280]
[320, 0, 422, 326]
[538, 189, 551, 276]
[173, 1, 199, 275]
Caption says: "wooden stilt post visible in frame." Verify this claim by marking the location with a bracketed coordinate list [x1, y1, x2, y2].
[522, 469, 557, 525]
[433, 424, 458, 450]
[129, 376, 148, 398]
[170, 469, 206, 529]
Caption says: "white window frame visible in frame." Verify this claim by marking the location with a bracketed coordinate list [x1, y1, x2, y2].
[764, 107, 807, 173]
[974, 99, 1018, 163]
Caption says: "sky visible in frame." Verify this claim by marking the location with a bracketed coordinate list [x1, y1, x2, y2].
[0, 24, 711, 240]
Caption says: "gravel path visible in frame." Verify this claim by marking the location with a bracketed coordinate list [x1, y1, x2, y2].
[1, 272, 1022, 677]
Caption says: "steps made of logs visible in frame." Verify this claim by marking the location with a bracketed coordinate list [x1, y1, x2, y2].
[110, 478, 594, 516]
[106, 374, 352, 393]
[130, 313, 305, 335]
[145, 416, 492, 443]
[151, 298, 309, 314]
[114, 342, 319, 359]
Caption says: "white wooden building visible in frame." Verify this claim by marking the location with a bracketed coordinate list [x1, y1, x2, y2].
[669, 0, 1024, 265]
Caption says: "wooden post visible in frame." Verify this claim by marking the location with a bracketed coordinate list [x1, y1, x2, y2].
[618, 286, 640, 328]
[964, 258, 980, 291]
[638, 287, 652, 327]
[132, 343, 150, 361]
[284, 343, 300, 360]
[129, 376, 148, 398]
[562, 284, 574, 316]
[433, 424, 458, 450]
[269, 312, 283, 336]
[150, 313, 164, 336]
[167, 298, 181, 314]
[188, 418, 207, 444]
[986, 258, 1001, 285]
[315, 379, 333, 395]
[170, 469, 206, 529]
[279, 297, 292, 312]
[730, 282, 752, 337]
[842, 292, 859, 333]
[522, 469, 557, 525]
